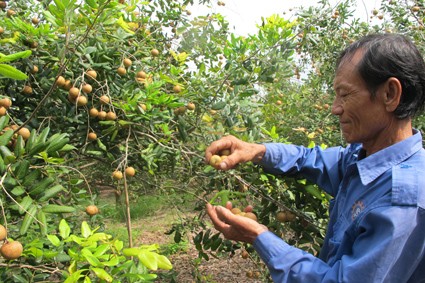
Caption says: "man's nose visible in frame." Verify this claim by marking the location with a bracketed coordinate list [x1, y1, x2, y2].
[331, 100, 343, 115]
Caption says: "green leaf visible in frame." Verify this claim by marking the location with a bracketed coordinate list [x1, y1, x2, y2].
[91, 267, 112, 282]
[102, 254, 120, 267]
[47, 235, 61, 247]
[81, 248, 102, 267]
[59, 219, 71, 239]
[81, 221, 92, 238]
[0, 129, 14, 146]
[93, 244, 110, 257]
[11, 186, 26, 196]
[155, 254, 173, 270]
[0, 116, 9, 130]
[211, 101, 226, 110]
[0, 64, 28, 80]
[114, 240, 123, 251]
[64, 269, 87, 283]
[0, 50, 32, 63]
[123, 247, 140, 257]
[138, 250, 158, 270]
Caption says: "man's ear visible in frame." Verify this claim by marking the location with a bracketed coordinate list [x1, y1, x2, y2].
[383, 77, 402, 112]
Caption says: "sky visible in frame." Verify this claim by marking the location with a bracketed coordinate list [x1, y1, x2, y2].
[190, 0, 383, 36]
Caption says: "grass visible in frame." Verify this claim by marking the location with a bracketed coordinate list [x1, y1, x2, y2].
[97, 190, 197, 248]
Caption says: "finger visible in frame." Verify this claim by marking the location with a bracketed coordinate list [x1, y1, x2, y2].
[216, 205, 239, 225]
[206, 204, 230, 231]
[205, 139, 228, 163]
[225, 201, 233, 210]
[219, 155, 236, 170]
[244, 205, 253, 213]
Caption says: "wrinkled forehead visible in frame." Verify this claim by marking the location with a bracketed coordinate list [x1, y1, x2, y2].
[333, 52, 363, 91]
[333, 50, 364, 88]
[336, 49, 364, 73]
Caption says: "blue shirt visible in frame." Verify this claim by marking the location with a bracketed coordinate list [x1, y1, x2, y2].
[254, 130, 425, 282]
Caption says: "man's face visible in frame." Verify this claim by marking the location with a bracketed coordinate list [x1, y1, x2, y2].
[332, 51, 390, 146]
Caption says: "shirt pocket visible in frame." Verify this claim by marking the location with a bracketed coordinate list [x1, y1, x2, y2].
[330, 213, 350, 244]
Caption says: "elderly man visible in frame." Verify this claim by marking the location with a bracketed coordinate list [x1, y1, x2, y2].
[205, 33, 425, 282]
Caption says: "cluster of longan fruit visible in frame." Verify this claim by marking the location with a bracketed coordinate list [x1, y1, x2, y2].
[208, 149, 230, 168]
[112, 166, 136, 181]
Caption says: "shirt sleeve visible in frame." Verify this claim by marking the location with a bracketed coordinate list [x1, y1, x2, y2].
[253, 205, 425, 283]
[258, 143, 349, 197]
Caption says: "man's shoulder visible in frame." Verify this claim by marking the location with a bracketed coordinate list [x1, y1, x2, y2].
[392, 148, 425, 208]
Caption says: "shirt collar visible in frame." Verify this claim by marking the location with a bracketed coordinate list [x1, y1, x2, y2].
[356, 129, 423, 186]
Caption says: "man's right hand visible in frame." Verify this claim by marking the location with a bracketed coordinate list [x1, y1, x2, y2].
[204, 135, 266, 170]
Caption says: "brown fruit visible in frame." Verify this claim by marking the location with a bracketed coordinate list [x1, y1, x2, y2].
[276, 211, 296, 222]
[85, 205, 99, 216]
[86, 70, 97, 79]
[1, 241, 23, 260]
[82, 84, 92, 94]
[276, 211, 287, 222]
[136, 71, 147, 78]
[6, 9, 16, 17]
[174, 106, 186, 116]
[186, 102, 195, 111]
[209, 155, 222, 167]
[77, 95, 88, 106]
[139, 103, 147, 111]
[63, 80, 72, 90]
[31, 65, 39, 74]
[56, 76, 66, 87]
[0, 27, 4, 34]
[238, 183, 248, 192]
[151, 48, 160, 57]
[241, 250, 249, 259]
[106, 111, 117, 120]
[219, 149, 231, 156]
[18, 127, 31, 140]
[112, 170, 123, 180]
[22, 85, 32, 95]
[0, 97, 12, 109]
[68, 87, 80, 99]
[117, 67, 126, 76]
[230, 207, 242, 215]
[98, 111, 107, 120]
[31, 17, 40, 25]
[285, 211, 296, 222]
[123, 58, 132, 68]
[0, 224, 7, 241]
[99, 95, 110, 105]
[244, 212, 257, 221]
[89, 108, 99, 118]
[88, 132, 97, 141]
[276, 100, 282, 105]
[173, 85, 182, 93]
[125, 166, 136, 177]
[0, 107, 6, 116]
[0, 1, 6, 9]
[412, 6, 420, 12]
[67, 93, 76, 103]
